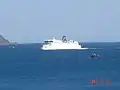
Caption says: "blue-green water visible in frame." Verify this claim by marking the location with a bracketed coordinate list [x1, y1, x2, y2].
[0, 43, 120, 90]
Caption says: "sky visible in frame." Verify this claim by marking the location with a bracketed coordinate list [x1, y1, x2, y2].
[0, 0, 120, 43]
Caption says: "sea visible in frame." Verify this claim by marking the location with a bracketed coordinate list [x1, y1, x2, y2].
[0, 42, 120, 90]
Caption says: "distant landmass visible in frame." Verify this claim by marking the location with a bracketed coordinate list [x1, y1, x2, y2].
[0, 35, 10, 44]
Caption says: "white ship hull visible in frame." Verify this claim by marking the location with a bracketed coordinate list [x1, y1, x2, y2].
[41, 43, 88, 50]
[42, 47, 88, 50]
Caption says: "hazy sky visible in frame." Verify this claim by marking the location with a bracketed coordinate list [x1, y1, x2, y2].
[0, 0, 120, 43]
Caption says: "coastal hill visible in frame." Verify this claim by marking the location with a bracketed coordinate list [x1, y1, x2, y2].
[0, 34, 10, 44]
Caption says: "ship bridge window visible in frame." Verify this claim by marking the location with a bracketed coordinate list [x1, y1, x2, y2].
[44, 41, 53, 44]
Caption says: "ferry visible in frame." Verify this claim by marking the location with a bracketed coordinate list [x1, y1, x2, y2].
[41, 36, 88, 50]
